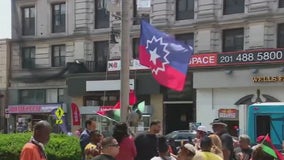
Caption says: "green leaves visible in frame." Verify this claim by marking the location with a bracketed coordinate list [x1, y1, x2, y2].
[0, 133, 81, 160]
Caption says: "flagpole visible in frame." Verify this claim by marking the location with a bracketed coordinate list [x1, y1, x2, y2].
[260, 133, 269, 144]
[96, 112, 136, 136]
[96, 113, 119, 123]
[120, 0, 131, 122]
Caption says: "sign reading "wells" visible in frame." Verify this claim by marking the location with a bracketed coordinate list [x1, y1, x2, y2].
[252, 76, 284, 83]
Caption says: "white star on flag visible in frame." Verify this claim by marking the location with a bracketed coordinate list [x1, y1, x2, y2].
[149, 48, 160, 65]
[146, 36, 170, 75]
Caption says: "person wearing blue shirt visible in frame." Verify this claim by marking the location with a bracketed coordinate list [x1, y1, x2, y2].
[80, 119, 97, 160]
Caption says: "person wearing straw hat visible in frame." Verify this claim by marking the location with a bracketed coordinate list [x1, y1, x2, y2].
[210, 118, 235, 160]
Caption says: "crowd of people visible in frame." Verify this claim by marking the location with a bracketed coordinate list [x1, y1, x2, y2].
[19, 118, 280, 160]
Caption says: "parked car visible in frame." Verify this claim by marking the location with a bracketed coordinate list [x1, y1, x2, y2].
[165, 130, 197, 147]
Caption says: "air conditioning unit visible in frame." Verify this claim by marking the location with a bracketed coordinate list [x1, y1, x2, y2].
[109, 37, 121, 60]
[137, 0, 151, 10]
[137, 0, 151, 13]
[107, 0, 121, 13]
[108, 0, 121, 24]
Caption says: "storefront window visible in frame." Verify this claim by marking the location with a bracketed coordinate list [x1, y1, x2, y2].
[58, 88, 64, 103]
[84, 93, 119, 106]
[82, 92, 152, 135]
[20, 89, 45, 104]
[15, 114, 63, 133]
[20, 88, 65, 104]
[46, 88, 65, 103]
[16, 115, 32, 132]
[85, 99, 99, 106]
[164, 74, 194, 101]
[46, 89, 58, 103]
[81, 114, 115, 136]
[136, 95, 150, 105]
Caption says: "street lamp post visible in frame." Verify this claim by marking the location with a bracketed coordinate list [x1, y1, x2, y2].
[120, 0, 132, 122]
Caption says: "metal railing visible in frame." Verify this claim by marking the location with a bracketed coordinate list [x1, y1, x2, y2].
[85, 61, 107, 72]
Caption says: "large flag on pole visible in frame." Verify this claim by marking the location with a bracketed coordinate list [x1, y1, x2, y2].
[139, 21, 193, 91]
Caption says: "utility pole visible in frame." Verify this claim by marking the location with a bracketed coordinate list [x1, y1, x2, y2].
[120, 0, 132, 122]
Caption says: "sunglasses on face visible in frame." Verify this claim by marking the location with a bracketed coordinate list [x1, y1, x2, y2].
[107, 143, 119, 147]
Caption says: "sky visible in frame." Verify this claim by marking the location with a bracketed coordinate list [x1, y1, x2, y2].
[0, 0, 11, 39]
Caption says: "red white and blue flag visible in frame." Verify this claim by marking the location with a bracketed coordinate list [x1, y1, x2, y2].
[139, 21, 193, 91]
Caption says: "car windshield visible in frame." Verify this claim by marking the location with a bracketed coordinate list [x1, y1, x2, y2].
[165, 131, 178, 138]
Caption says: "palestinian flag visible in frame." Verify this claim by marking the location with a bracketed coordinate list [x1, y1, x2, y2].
[96, 90, 137, 118]
[261, 135, 284, 160]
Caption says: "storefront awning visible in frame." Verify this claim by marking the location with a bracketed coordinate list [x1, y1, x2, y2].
[8, 104, 61, 114]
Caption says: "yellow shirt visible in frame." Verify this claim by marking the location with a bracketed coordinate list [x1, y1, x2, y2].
[84, 143, 100, 160]
[193, 151, 223, 160]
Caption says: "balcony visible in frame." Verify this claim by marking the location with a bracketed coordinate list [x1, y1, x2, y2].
[85, 61, 107, 72]
[12, 61, 108, 82]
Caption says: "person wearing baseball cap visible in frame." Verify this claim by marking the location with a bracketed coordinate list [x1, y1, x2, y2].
[194, 126, 208, 150]
[197, 126, 207, 134]
[210, 118, 234, 160]
[177, 143, 196, 160]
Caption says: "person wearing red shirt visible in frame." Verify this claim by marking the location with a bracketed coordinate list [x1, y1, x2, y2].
[112, 123, 137, 160]
[20, 120, 51, 160]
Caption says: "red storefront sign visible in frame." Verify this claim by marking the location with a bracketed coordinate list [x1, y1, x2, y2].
[189, 48, 284, 68]
[218, 109, 238, 119]
[189, 53, 218, 67]
[8, 104, 60, 114]
[98, 106, 117, 112]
